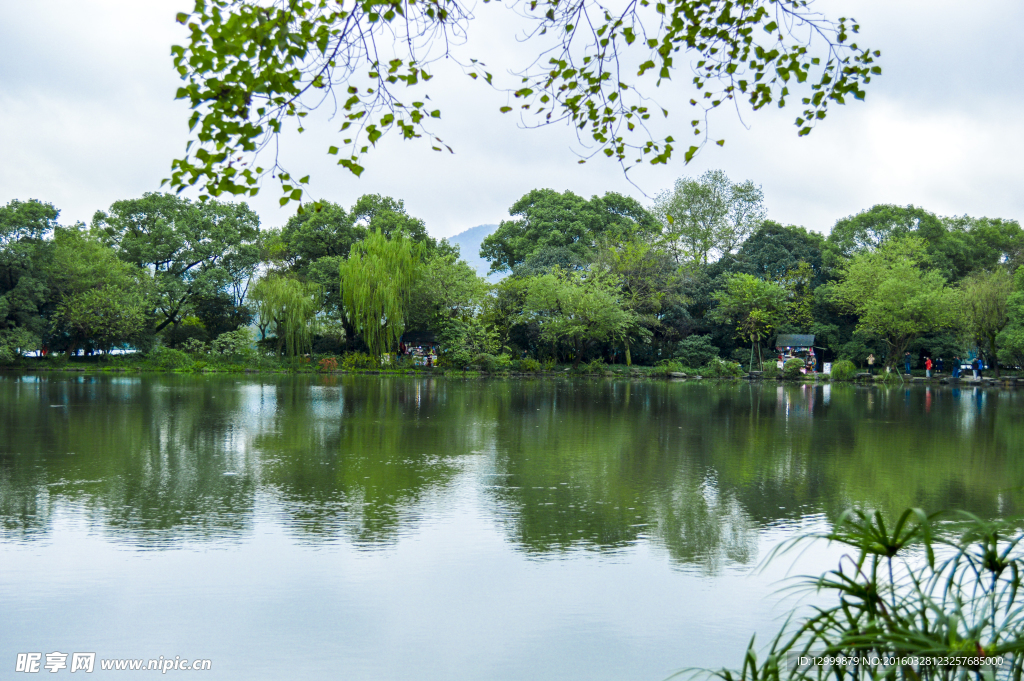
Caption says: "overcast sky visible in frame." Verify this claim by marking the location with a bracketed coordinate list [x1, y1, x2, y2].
[2, 0, 1022, 240]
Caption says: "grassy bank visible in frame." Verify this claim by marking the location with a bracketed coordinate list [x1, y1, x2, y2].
[4, 350, 745, 380]
[5, 352, 1020, 385]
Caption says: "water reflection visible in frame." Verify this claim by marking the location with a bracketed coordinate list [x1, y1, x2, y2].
[2, 374, 1024, 570]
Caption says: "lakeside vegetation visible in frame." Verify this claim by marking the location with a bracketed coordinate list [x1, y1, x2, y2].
[3, 172, 1024, 379]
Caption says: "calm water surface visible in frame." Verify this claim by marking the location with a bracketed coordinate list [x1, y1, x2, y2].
[2, 374, 1022, 679]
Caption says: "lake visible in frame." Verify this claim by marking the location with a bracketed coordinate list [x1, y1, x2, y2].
[2, 374, 1022, 679]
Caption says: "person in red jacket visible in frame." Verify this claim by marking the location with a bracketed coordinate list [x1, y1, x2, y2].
[925, 356, 933, 378]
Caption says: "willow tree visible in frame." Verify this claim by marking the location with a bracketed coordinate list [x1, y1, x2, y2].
[958, 268, 1014, 377]
[250, 275, 322, 358]
[340, 229, 424, 357]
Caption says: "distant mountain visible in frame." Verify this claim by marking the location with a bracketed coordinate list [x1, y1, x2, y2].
[445, 223, 504, 282]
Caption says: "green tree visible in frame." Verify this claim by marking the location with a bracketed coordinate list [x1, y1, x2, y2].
[249, 275, 322, 358]
[831, 236, 956, 370]
[46, 228, 152, 354]
[595, 237, 684, 363]
[339, 229, 425, 357]
[728, 221, 825, 282]
[279, 195, 444, 349]
[280, 201, 364, 274]
[997, 267, 1024, 369]
[481, 189, 656, 273]
[775, 262, 817, 329]
[828, 205, 1024, 282]
[406, 248, 494, 366]
[408, 251, 489, 334]
[0, 199, 59, 351]
[937, 215, 1024, 281]
[653, 170, 766, 264]
[51, 289, 147, 355]
[167, 0, 878, 204]
[709, 272, 788, 370]
[958, 268, 1014, 377]
[350, 194, 438, 247]
[482, 276, 532, 355]
[517, 269, 635, 367]
[93, 193, 261, 334]
[514, 246, 590, 277]
[828, 204, 942, 258]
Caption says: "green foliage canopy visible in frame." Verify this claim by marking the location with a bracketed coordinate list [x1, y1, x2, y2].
[997, 267, 1024, 369]
[828, 204, 1024, 282]
[958, 268, 1014, 376]
[729, 221, 825, 282]
[709, 272, 788, 367]
[653, 170, 766, 264]
[93, 193, 261, 333]
[47, 229, 151, 354]
[0, 199, 60, 350]
[481, 189, 657, 273]
[517, 268, 635, 367]
[831, 236, 956, 367]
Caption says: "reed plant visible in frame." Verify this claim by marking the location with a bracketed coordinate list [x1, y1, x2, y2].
[697, 509, 1024, 681]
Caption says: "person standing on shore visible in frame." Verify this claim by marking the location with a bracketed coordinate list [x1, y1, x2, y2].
[925, 357, 933, 378]
[951, 356, 960, 378]
[866, 353, 876, 375]
[937, 357, 944, 374]
[904, 352, 912, 375]
[972, 356, 981, 379]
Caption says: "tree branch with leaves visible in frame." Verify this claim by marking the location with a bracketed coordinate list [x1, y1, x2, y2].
[167, 0, 879, 205]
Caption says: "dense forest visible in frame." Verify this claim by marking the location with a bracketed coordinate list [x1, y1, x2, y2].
[2, 170, 1024, 374]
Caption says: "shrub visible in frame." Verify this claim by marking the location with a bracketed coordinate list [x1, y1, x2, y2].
[830, 359, 857, 381]
[760, 361, 781, 379]
[543, 358, 557, 371]
[584, 358, 608, 374]
[673, 334, 720, 368]
[150, 347, 193, 371]
[782, 357, 805, 379]
[436, 317, 498, 368]
[519, 358, 541, 372]
[211, 328, 254, 357]
[340, 352, 378, 370]
[0, 328, 40, 364]
[46, 353, 69, 368]
[468, 352, 493, 371]
[700, 357, 743, 378]
[181, 338, 208, 355]
[654, 359, 686, 375]
[318, 356, 339, 372]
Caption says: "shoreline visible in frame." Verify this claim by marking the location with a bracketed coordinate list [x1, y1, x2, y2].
[4, 364, 1022, 388]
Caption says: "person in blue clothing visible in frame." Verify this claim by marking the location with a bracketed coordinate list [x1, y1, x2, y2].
[936, 357, 944, 373]
[972, 356, 982, 379]
[904, 352, 912, 375]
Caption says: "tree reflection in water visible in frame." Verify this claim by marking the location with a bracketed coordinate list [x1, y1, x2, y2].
[2, 374, 1023, 572]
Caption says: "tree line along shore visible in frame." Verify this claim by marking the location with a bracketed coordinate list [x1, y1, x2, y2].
[3, 170, 1024, 380]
